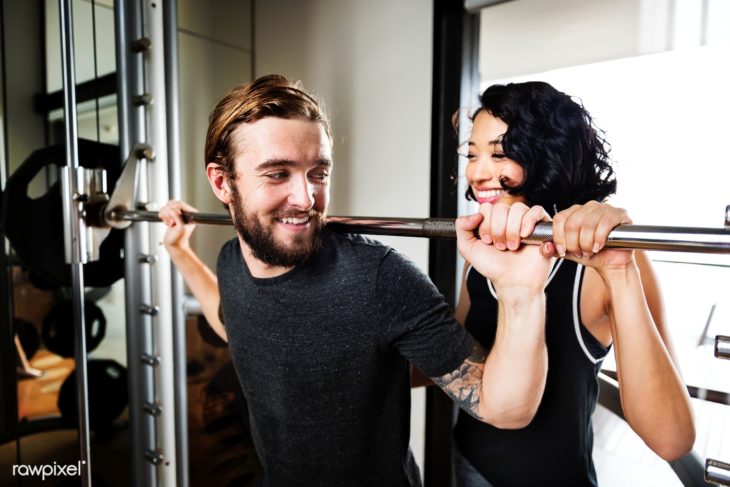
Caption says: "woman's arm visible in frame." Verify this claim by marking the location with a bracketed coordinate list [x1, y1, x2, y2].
[600, 252, 694, 460]
[552, 201, 695, 460]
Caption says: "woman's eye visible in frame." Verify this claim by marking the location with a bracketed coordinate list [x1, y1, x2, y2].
[466, 153, 477, 161]
[492, 152, 506, 160]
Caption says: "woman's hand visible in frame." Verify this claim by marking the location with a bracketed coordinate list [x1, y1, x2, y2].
[551, 201, 634, 271]
[456, 202, 554, 294]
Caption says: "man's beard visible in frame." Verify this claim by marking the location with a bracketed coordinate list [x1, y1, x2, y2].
[229, 183, 324, 267]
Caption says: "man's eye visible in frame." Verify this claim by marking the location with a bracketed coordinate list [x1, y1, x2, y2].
[266, 172, 288, 180]
[311, 172, 330, 181]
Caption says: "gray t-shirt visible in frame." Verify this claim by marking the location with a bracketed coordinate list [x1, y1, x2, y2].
[217, 230, 476, 486]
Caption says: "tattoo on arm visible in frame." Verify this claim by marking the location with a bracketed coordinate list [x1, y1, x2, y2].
[431, 344, 487, 421]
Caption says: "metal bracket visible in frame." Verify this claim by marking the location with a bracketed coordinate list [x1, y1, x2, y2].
[104, 144, 154, 229]
[706, 458, 730, 485]
[63, 165, 114, 263]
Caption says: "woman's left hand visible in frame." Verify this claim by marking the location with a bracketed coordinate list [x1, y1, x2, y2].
[551, 201, 634, 270]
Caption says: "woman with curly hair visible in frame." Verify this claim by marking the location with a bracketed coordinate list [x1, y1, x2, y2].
[451, 81, 696, 486]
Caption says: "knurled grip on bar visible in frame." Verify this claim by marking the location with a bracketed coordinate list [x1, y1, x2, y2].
[422, 218, 457, 239]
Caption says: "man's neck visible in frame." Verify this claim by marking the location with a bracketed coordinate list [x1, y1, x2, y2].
[237, 235, 295, 279]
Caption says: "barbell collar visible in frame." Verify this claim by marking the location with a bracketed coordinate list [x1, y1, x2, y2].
[715, 335, 730, 360]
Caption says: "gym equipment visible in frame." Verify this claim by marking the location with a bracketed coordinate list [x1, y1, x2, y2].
[42, 300, 107, 358]
[1, 140, 125, 288]
[57, 359, 128, 430]
[109, 208, 730, 254]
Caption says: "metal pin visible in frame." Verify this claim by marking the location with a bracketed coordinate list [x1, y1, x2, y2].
[144, 449, 164, 466]
[140, 304, 159, 316]
[134, 145, 155, 161]
[143, 402, 163, 416]
[132, 93, 152, 106]
[139, 254, 158, 265]
[130, 37, 151, 53]
[140, 353, 160, 366]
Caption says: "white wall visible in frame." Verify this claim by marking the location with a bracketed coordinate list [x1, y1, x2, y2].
[255, 0, 434, 475]
[177, 0, 253, 268]
[254, 0, 433, 271]
[478, 0, 730, 82]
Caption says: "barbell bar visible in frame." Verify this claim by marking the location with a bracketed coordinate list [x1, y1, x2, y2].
[106, 209, 730, 254]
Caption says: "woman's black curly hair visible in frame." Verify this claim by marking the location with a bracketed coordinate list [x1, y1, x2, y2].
[467, 82, 616, 213]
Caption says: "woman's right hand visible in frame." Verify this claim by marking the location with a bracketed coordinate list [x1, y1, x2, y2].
[158, 200, 198, 251]
[456, 202, 554, 294]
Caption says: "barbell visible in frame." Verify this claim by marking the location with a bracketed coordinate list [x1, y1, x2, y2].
[108, 209, 730, 254]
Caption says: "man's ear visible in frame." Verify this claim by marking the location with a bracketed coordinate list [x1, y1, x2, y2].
[207, 163, 232, 205]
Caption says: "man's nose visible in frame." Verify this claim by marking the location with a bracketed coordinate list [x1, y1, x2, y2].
[287, 175, 315, 210]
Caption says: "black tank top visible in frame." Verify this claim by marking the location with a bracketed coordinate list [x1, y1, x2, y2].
[453, 259, 609, 487]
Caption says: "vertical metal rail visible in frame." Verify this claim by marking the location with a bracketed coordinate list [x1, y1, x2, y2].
[116, 0, 156, 485]
[703, 205, 730, 485]
[113, 1, 142, 484]
[58, 0, 92, 485]
[144, 1, 177, 485]
[455, 9, 480, 294]
[0, 0, 20, 449]
[425, 2, 469, 486]
[162, 2, 189, 486]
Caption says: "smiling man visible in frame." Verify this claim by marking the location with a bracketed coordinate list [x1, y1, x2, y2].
[159, 74, 553, 486]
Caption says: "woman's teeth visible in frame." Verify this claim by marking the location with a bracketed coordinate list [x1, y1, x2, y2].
[477, 189, 504, 199]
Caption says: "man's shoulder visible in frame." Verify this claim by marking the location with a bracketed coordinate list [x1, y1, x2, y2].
[322, 230, 426, 281]
[323, 229, 393, 261]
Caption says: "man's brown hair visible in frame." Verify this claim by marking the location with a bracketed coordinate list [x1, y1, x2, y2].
[205, 74, 331, 175]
